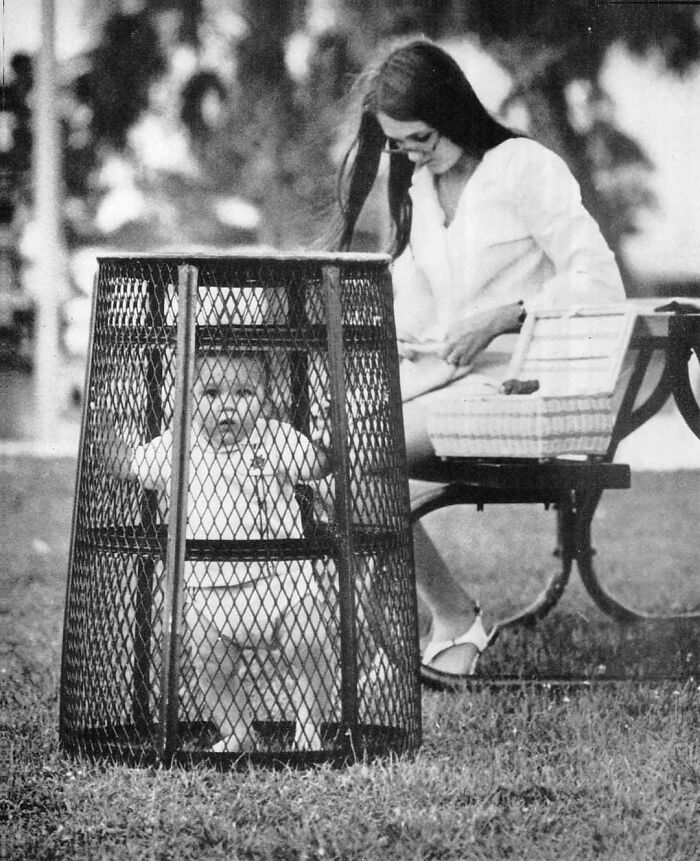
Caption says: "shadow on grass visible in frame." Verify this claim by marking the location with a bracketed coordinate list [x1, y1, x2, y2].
[479, 613, 699, 683]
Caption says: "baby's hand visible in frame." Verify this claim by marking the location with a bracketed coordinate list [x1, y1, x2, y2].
[309, 398, 332, 452]
[92, 405, 135, 480]
[306, 398, 332, 479]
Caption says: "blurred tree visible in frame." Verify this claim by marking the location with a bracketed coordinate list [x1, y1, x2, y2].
[451, 1, 700, 287]
[200, 0, 305, 245]
[180, 71, 227, 144]
[0, 53, 33, 242]
[191, 0, 359, 247]
[74, 12, 166, 150]
[64, 0, 340, 247]
[324, 1, 700, 287]
[58, 0, 700, 273]
[0, 54, 34, 364]
[64, 2, 171, 207]
[0, 55, 34, 300]
[1, 54, 34, 177]
[61, 0, 211, 245]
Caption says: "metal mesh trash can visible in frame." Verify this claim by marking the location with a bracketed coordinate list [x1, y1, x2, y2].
[60, 253, 420, 768]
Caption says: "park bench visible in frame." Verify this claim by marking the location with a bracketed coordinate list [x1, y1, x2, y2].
[410, 300, 700, 640]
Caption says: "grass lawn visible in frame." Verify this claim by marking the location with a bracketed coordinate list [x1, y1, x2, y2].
[3, 455, 699, 860]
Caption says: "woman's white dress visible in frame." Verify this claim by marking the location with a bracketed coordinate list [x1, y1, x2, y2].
[392, 137, 626, 403]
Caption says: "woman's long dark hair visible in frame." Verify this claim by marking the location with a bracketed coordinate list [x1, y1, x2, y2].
[334, 39, 518, 257]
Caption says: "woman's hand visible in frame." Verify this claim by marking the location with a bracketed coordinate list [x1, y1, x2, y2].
[438, 303, 523, 367]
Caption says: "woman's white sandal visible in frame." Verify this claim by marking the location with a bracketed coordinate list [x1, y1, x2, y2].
[420, 610, 499, 690]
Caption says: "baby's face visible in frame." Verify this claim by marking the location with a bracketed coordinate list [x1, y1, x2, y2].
[192, 354, 268, 450]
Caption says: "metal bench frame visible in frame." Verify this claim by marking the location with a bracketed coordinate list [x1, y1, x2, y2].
[410, 310, 700, 628]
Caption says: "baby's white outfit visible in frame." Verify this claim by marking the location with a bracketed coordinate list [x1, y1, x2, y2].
[132, 419, 324, 741]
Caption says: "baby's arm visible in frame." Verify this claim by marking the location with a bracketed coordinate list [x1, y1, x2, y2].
[286, 429, 331, 482]
[93, 408, 137, 480]
[273, 405, 332, 483]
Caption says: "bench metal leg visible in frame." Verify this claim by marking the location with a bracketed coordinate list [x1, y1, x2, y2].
[412, 483, 700, 629]
[495, 498, 575, 630]
[573, 489, 700, 623]
[495, 548, 572, 629]
[411, 485, 572, 630]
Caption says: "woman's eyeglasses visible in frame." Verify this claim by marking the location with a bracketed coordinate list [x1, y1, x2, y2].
[382, 129, 440, 155]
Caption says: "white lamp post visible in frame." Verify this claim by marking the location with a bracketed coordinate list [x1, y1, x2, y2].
[32, 0, 70, 443]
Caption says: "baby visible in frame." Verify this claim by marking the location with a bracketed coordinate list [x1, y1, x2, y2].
[100, 348, 335, 752]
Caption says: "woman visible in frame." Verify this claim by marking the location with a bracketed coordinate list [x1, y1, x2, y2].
[334, 39, 626, 687]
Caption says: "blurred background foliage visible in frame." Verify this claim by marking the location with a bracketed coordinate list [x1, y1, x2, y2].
[12, 0, 700, 290]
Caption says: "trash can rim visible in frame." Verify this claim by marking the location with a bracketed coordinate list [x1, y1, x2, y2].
[96, 251, 392, 265]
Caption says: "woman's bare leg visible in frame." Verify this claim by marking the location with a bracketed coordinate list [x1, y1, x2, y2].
[403, 396, 480, 673]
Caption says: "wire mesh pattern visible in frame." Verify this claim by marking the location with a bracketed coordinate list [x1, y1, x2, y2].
[60, 253, 420, 767]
